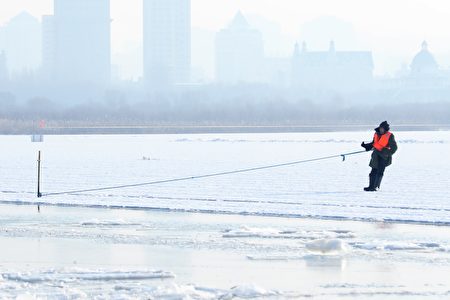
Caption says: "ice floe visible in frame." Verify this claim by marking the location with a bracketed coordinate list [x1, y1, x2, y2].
[306, 239, 349, 255]
[351, 241, 450, 252]
[2, 269, 174, 283]
[2, 280, 449, 299]
[224, 284, 280, 299]
[222, 226, 282, 238]
[223, 226, 355, 240]
[0, 280, 285, 300]
[80, 219, 140, 226]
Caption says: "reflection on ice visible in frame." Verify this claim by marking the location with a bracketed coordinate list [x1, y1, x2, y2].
[304, 255, 347, 269]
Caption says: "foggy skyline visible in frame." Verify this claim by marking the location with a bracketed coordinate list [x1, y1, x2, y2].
[2, 0, 450, 79]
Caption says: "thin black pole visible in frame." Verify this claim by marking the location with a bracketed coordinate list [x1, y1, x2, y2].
[37, 151, 42, 198]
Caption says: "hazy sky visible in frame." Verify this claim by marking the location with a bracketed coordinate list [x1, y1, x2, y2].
[1, 0, 450, 78]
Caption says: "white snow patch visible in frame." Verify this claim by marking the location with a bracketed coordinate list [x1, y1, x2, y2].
[224, 284, 280, 299]
[222, 226, 282, 238]
[306, 239, 349, 255]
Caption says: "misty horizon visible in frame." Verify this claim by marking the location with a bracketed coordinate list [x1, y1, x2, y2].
[1, 0, 450, 135]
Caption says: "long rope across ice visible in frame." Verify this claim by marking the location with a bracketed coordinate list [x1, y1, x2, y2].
[41, 150, 366, 197]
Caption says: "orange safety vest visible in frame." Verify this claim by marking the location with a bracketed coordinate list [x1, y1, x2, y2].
[373, 132, 392, 151]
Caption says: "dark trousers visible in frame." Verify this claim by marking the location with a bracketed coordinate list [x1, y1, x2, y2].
[369, 158, 387, 188]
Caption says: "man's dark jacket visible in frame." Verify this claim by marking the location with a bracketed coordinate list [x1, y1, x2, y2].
[366, 131, 398, 169]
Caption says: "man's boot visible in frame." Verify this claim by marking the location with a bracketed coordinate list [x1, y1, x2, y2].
[364, 172, 377, 192]
[375, 175, 384, 190]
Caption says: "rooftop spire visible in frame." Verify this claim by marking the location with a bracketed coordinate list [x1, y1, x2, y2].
[228, 11, 250, 30]
[329, 40, 335, 52]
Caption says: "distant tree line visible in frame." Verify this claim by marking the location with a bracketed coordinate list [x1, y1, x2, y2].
[1, 85, 450, 134]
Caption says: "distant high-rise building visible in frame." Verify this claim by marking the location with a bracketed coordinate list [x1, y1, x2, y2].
[143, 0, 191, 88]
[291, 41, 373, 91]
[42, 15, 56, 80]
[0, 12, 41, 75]
[215, 12, 265, 84]
[48, 0, 111, 84]
[0, 50, 8, 82]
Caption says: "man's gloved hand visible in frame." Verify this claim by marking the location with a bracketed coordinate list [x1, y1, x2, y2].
[361, 142, 371, 151]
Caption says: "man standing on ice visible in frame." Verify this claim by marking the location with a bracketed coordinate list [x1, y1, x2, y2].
[361, 121, 398, 192]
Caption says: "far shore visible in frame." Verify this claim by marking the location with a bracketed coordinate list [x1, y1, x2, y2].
[2, 123, 450, 135]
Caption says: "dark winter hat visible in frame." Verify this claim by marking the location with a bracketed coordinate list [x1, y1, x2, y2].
[379, 121, 390, 131]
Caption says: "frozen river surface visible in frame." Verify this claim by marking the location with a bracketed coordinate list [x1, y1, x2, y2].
[1, 204, 450, 299]
[1, 131, 450, 225]
[1, 132, 450, 298]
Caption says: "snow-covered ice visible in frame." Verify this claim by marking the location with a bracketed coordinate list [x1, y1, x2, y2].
[1, 203, 450, 299]
[2, 131, 449, 225]
[1, 131, 450, 298]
